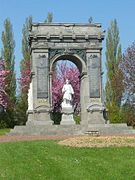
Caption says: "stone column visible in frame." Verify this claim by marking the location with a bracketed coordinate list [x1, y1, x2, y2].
[27, 50, 52, 125]
[86, 50, 105, 125]
[80, 72, 89, 126]
[49, 71, 53, 107]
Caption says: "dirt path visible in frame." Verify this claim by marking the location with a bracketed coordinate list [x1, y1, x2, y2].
[0, 134, 135, 144]
[0, 135, 75, 143]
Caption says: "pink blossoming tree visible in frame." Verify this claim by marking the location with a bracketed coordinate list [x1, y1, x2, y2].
[0, 60, 9, 109]
[19, 60, 31, 94]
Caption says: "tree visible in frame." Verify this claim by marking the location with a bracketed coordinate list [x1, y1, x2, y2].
[0, 59, 9, 108]
[120, 42, 135, 107]
[121, 102, 135, 127]
[119, 41, 135, 127]
[16, 16, 32, 125]
[1, 18, 16, 127]
[0, 59, 10, 128]
[105, 19, 124, 123]
[44, 12, 53, 23]
[20, 16, 32, 93]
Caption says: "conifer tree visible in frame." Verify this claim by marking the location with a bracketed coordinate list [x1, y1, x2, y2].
[1, 18, 16, 127]
[16, 16, 32, 125]
[44, 12, 53, 23]
[105, 19, 124, 123]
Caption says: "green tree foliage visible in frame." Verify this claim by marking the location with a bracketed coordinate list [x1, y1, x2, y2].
[21, 16, 32, 61]
[105, 19, 124, 123]
[16, 16, 32, 125]
[121, 103, 135, 127]
[1, 18, 16, 128]
[44, 12, 53, 23]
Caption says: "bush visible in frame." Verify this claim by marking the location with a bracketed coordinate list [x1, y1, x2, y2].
[50, 110, 62, 125]
[107, 102, 123, 123]
[0, 112, 11, 128]
[121, 103, 135, 127]
[0, 119, 7, 129]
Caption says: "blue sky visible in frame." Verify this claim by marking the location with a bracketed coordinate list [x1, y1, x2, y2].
[0, 0, 135, 86]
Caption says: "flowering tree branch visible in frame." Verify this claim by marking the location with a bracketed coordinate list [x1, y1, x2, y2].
[0, 60, 9, 108]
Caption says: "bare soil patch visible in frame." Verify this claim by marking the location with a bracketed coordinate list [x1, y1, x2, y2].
[58, 135, 135, 148]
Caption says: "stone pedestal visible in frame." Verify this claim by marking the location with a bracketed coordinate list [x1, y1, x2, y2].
[61, 114, 75, 125]
[87, 103, 105, 124]
[27, 109, 53, 126]
[87, 111, 105, 124]
[61, 103, 75, 125]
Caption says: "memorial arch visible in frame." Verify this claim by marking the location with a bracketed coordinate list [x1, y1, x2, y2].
[27, 23, 105, 126]
[9, 23, 135, 136]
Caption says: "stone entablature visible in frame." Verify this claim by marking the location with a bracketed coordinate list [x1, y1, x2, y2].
[29, 23, 104, 49]
[29, 23, 104, 37]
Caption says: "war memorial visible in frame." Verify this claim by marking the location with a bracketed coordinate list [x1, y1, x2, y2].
[10, 23, 135, 136]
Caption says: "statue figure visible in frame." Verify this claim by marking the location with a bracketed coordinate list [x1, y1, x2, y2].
[61, 79, 75, 124]
[62, 79, 74, 107]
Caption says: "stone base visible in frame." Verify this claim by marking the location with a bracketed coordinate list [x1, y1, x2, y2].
[27, 110, 52, 125]
[8, 123, 135, 136]
[61, 105, 74, 114]
[26, 120, 53, 126]
[87, 103, 106, 124]
[88, 111, 105, 124]
[61, 114, 75, 125]
[9, 124, 82, 136]
[86, 123, 135, 136]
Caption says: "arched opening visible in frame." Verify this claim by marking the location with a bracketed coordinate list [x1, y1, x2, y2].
[50, 54, 85, 125]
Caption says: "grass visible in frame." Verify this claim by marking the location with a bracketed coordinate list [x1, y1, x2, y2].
[0, 140, 135, 179]
[0, 128, 10, 136]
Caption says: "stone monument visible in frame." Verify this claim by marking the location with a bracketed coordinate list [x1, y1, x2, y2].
[9, 23, 135, 136]
[61, 79, 75, 125]
[26, 23, 106, 126]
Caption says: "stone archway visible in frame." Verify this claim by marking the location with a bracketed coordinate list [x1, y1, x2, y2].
[49, 54, 87, 124]
[10, 23, 135, 136]
[27, 23, 105, 127]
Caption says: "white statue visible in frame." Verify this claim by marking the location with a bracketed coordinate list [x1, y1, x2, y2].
[62, 79, 74, 107]
[61, 79, 75, 124]
[28, 82, 33, 111]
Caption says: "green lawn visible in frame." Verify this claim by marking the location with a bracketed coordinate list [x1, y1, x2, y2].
[0, 140, 135, 180]
[0, 129, 10, 136]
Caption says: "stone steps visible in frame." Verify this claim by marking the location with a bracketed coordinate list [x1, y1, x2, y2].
[8, 123, 135, 136]
[87, 124, 135, 136]
[9, 124, 83, 136]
